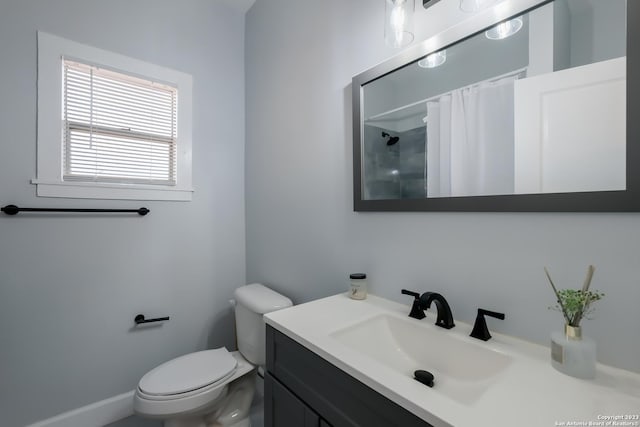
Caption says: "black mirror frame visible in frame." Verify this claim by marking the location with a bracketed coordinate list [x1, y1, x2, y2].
[353, 0, 640, 212]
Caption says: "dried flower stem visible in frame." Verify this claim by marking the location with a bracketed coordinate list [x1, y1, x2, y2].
[544, 267, 571, 324]
[574, 265, 595, 325]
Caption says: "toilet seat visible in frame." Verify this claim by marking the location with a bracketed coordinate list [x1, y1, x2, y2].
[137, 369, 237, 402]
[134, 350, 255, 418]
[138, 348, 237, 398]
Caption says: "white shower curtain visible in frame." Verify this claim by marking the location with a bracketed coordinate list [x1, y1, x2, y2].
[426, 75, 517, 197]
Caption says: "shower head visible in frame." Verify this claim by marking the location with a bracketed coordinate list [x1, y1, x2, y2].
[381, 131, 400, 146]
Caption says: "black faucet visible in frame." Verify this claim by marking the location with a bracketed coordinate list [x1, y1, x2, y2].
[401, 289, 426, 320]
[470, 308, 505, 341]
[419, 292, 455, 329]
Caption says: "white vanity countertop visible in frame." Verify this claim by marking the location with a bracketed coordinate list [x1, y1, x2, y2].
[264, 293, 640, 427]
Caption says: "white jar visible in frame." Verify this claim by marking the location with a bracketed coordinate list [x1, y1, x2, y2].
[349, 273, 367, 300]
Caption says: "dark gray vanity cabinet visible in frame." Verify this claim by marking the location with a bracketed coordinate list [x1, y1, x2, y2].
[265, 372, 329, 427]
[265, 325, 433, 427]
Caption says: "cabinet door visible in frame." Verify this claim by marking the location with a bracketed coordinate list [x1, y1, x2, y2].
[267, 326, 431, 427]
[265, 372, 327, 427]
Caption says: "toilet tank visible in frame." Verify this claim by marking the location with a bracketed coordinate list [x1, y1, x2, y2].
[234, 283, 292, 366]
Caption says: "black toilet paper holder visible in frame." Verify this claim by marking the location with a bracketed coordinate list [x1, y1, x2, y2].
[134, 314, 170, 325]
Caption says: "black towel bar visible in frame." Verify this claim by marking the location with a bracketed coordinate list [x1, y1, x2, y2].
[1, 205, 149, 216]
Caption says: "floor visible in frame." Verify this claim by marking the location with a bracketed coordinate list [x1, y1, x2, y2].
[105, 417, 159, 427]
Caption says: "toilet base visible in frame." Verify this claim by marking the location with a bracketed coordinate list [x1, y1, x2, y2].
[161, 371, 255, 427]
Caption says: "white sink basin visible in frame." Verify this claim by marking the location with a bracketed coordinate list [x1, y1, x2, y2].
[330, 314, 512, 404]
[266, 294, 640, 427]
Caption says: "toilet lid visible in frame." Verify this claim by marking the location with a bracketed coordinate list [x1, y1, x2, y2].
[139, 348, 237, 396]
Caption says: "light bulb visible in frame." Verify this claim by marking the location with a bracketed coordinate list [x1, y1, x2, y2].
[485, 17, 523, 40]
[390, 5, 406, 45]
[390, 3, 406, 31]
[418, 50, 447, 68]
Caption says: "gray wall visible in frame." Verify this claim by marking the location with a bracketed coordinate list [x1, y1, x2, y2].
[245, 0, 640, 375]
[568, 0, 626, 67]
[0, 1, 246, 426]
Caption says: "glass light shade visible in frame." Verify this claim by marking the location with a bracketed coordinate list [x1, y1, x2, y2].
[485, 17, 523, 40]
[385, 0, 415, 48]
[418, 50, 447, 68]
[459, 0, 499, 13]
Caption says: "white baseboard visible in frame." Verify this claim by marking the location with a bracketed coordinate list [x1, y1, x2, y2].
[26, 390, 134, 427]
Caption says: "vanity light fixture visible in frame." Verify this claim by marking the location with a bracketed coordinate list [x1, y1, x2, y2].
[459, 0, 499, 13]
[418, 50, 447, 68]
[485, 16, 523, 40]
[385, 0, 415, 48]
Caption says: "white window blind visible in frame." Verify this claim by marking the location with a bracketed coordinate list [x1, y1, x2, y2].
[63, 59, 178, 186]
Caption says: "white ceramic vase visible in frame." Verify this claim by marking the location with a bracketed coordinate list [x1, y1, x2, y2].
[550, 324, 596, 379]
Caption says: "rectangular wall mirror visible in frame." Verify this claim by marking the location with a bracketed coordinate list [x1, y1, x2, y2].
[353, 0, 640, 211]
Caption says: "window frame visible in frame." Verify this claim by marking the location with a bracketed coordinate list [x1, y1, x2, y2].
[36, 32, 193, 201]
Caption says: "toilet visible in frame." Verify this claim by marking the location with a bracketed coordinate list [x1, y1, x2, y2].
[133, 283, 293, 427]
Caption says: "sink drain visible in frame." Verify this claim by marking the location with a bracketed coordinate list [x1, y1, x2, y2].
[414, 370, 434, 387]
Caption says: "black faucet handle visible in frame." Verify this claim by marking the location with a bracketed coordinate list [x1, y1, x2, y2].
[478, 308, 505, 320]
[401, 289, 426, 320]
[401, 289, 420, 298]
[470, 308, 505, 341]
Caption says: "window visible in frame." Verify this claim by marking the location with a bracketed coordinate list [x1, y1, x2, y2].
[63, 60, 177, 186]
[36, 32, 193, 200]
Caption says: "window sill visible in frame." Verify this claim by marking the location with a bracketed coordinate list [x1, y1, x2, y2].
[32, 180, 193, 201]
